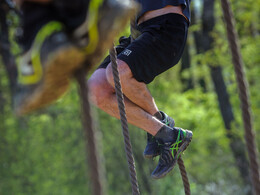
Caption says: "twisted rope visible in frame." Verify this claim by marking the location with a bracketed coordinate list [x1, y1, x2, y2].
[178, 157, 190, 195]
[76, 70, 104, 195]
[109, 46, 140, 195]
[220, 0, 260, 194]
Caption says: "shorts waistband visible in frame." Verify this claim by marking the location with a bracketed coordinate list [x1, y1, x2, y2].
[137, 13, 187, 29]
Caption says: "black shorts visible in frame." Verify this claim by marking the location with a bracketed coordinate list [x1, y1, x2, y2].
[98, 13, 188, 84]
[98, 36, 132, 69]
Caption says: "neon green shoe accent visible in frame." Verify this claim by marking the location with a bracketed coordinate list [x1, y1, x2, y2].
[83, 0, 103, 54]
[18, 21, 63, 85]
[165, 118, 170, 126]
[170, 129, 185, 159]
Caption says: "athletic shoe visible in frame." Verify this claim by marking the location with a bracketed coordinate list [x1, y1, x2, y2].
[14, 22, 85, 115]
[143, 133, 161, 158]
[143, 111, 175, 158]
[14, 0, 137, 115]
[75, 0, 137, 68]
[151, 127, 192, 179]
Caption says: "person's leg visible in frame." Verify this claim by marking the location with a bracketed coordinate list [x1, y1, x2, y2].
[106, 60, 159, 116]
[88, 68, 164, 135]
[89, 67, 192, 179]
[103, 13, 192, 179]
[105, 58, 176, 156]
[89, 35, 165, 158]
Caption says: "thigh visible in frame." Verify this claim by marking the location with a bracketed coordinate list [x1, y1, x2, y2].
[88, 68, 115, 94]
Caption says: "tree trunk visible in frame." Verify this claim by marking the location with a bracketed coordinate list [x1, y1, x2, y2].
[0, 1, 18, 96]
[210, 66, 251, 190]
[201, 0, 251, 191]
[180, 43, 194, 91]
[191, 5, 207, 91]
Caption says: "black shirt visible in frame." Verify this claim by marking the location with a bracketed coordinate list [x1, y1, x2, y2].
[136, 0, 191, 25]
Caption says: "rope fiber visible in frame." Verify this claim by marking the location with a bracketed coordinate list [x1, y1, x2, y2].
[178, 157, 191, 195]
[109, 45, 140, 195]
[220, 0, 260, 194]
[109, 44, 191, 195]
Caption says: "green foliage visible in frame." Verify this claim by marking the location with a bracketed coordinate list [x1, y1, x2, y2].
[1, 0, 260, 194]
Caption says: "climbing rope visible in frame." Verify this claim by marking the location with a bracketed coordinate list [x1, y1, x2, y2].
[129, 7, 191, 194]
[178, 157, 190, 195]
[75, 69, 104, 195]
[220, 0, 260, 194]
[109, 45, 140, 195]
[109, 44, 191, 195]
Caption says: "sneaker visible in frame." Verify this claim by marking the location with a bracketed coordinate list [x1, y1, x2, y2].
[143, 111, 175, 158]
[143, 133, 161, 158]
[151, 127, 192, 179]
[14, 0, 137, 115]
[75, 0, 137, 67]
[14, 22, 86, 115]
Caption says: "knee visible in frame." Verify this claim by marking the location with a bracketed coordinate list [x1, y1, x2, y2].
[88, 76, 101, 106]
[106, 60, 133, 87]
[88, 79, 109, 108]
[88, 70, 114, 108]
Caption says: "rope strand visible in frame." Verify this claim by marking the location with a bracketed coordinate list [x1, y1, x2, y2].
[220, 0, 260, 194]
[110, 45, 140, 195]
[178, 157, 191, 195]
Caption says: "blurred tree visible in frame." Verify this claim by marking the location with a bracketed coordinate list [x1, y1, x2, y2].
[201, 0, 251, 192]
[192, 3, 207, 92]
[0, 0, 17, 96]
[0, 0, 259, 194]
[180, 43, 194, 91]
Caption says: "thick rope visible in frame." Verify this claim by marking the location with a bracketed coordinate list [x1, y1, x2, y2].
[109, 46, 140, 195]
[75, 70, 104, 195]
[220, 0, 260, 194]
[178, 157, 190, 195]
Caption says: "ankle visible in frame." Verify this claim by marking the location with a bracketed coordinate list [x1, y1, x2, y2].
[154, 111, 163, 120]
[154, 125, 178, 144]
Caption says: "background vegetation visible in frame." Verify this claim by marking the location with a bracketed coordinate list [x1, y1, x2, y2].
[0, 0, 259, 194]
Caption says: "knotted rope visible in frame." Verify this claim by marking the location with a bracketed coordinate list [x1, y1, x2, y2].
[220, 0, 260, 194]
[109, 45, 140, 195]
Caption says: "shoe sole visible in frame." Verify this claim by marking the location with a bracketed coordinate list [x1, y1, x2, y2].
[143, 152, 160, 159]
[151, 130, 193, 179]
[15, 2, 137, 116]
[15, 46, 86, 116]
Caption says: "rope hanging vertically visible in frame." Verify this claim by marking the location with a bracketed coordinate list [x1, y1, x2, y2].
[109, 45, 140, 195]
[178, 157, 190, 195]
[220, 0, 260, 194]
[76, 69, 104, 195]
[109, 43, 192, 195]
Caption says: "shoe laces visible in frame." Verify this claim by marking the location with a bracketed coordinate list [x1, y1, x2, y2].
[158, 129, 185, 163]
[169, 129, 186, 158]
